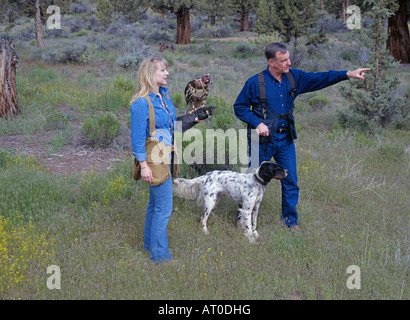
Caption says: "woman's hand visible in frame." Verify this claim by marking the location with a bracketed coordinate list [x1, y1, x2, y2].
[140, 163, 153, 184]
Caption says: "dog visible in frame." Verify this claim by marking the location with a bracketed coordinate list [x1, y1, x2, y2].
[173, 161, 288, 242]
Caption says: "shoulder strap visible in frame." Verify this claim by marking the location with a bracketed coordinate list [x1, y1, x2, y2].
[286, 69, 296, 90]
[258, 70, 295, 103]
[144, 95, 156, 137]
[258, 72, 266, 106]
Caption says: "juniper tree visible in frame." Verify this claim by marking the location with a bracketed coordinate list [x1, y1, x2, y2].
[96, 0, 114, 29]
[256, 0, 318, 48]
[338, 0, 407, 133]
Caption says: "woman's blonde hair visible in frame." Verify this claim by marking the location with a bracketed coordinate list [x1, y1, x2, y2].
[130, 56, 168, 105]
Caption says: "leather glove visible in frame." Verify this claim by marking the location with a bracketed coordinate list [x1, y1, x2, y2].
[193, 106, 215, 121]
[176, 106, 216, 132]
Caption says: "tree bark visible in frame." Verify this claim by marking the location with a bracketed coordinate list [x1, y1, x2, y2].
[176, 7, 190, 45]
[240, 8, 249, 32]
[341, 0, 350, 24]
[35, 0, 43, 48]
[0, 39, 20, 119]
[387, 0, 410, 63]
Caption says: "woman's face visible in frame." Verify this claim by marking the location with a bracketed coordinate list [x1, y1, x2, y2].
[154, 62, 169, 87]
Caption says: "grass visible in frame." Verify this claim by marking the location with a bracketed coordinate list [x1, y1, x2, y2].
[0, 23, 409, 300]
[1, 127, 408, 300]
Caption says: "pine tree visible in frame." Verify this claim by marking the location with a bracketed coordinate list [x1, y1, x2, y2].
[256, 0, 275, 34]
[256, 0, 318, 47]
[338, 0, 407, 132]
[96, 0, 114, 29]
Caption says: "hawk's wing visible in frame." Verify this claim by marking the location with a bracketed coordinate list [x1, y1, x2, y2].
[184, 79, 209, 104]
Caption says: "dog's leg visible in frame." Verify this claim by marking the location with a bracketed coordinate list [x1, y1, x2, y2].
[238, 201, 255, 243]
[199, 194, 217, 235]
[236, 203, 242, 220]
[251, 199, 262, 240]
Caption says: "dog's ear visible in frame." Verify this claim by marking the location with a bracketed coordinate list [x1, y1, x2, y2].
[258, 162, 274, 182]
[267, 162, 278, 174]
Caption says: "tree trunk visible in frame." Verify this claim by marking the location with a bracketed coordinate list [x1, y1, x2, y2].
[240, 8, 249, 32]
[387, 0, 410, 63]
[341, 0, 350, 24]
[0, 39, 20, 119]
[176, 7, 190, 45]
[35, 0, 43, 48]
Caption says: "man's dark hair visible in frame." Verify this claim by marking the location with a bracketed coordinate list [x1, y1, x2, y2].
[265, 42, 288, 61]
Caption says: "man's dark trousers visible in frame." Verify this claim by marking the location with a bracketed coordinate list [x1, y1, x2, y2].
[249, 131, 299, 227]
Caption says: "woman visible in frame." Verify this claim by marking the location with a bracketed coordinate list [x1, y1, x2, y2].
[130, 56, 213, 264]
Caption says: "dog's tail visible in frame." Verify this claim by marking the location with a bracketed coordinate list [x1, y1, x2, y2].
[173, 177, 204, 205]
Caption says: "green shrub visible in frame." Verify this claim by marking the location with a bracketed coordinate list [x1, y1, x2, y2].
[254, 31, 283, 51]
[233, 42, 257, 59]
[45, 111, 72, 130]
[76, 30, 88, 37]
[308, 95, 330, 111]
[115, 52, 144, 69]
[27, 68, 60, 82]
[207, 96, 240, 131]
[172, 92, 186, 110]
[59, 44, 90, 64]
[377, 143, 405, 162]
[81, 112, 121, 147]
[113, 76, 136, 93]
[198, 42, 214, 54]
[96, 90, 128, 112]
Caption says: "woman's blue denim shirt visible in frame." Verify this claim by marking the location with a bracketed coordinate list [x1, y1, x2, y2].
[130, 87, 177, 161]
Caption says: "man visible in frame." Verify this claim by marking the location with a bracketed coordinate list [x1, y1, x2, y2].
[233, 42, 370, 231]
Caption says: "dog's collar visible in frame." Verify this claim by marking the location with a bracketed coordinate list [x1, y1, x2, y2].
[254, 172, 268, 186]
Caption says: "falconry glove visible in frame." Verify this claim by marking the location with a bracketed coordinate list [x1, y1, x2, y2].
[176, 106, 215, 132]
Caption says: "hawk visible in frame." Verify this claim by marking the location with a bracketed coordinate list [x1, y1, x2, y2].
[184, 74, 213, 114]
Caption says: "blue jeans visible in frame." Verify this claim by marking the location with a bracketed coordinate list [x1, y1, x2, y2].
[249, 132, 299, 227]
[143, 175, 173, 264]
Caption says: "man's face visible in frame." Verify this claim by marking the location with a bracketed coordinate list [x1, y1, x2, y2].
[268, 51, 292, 74]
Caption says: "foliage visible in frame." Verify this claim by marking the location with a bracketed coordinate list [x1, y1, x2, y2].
[256, 0, 319, 46]
[0, 212, 55, 297]
[0, 0, 409, 300]
[115, 52, 144, 69]
[308, 95, 330, 111]
[96, 0, 114, 29]
[253, 31, 284, 51]
[59, 43, 90, 64]
[113, 76, 136, 93]
[81, 112, 121, 147]
[338, 0, 407, 132]
[194, 23, 234, 39]
[233, 42, 257, 59]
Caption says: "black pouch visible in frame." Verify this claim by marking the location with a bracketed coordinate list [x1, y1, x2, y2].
[288, 116, 297, 140]
[248, 105, 279, 144]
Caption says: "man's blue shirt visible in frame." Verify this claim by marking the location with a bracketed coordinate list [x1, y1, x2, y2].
[233, 67, 349, 130]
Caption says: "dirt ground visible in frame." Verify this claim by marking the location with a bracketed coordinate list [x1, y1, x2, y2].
[0, 133, 130, 175]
